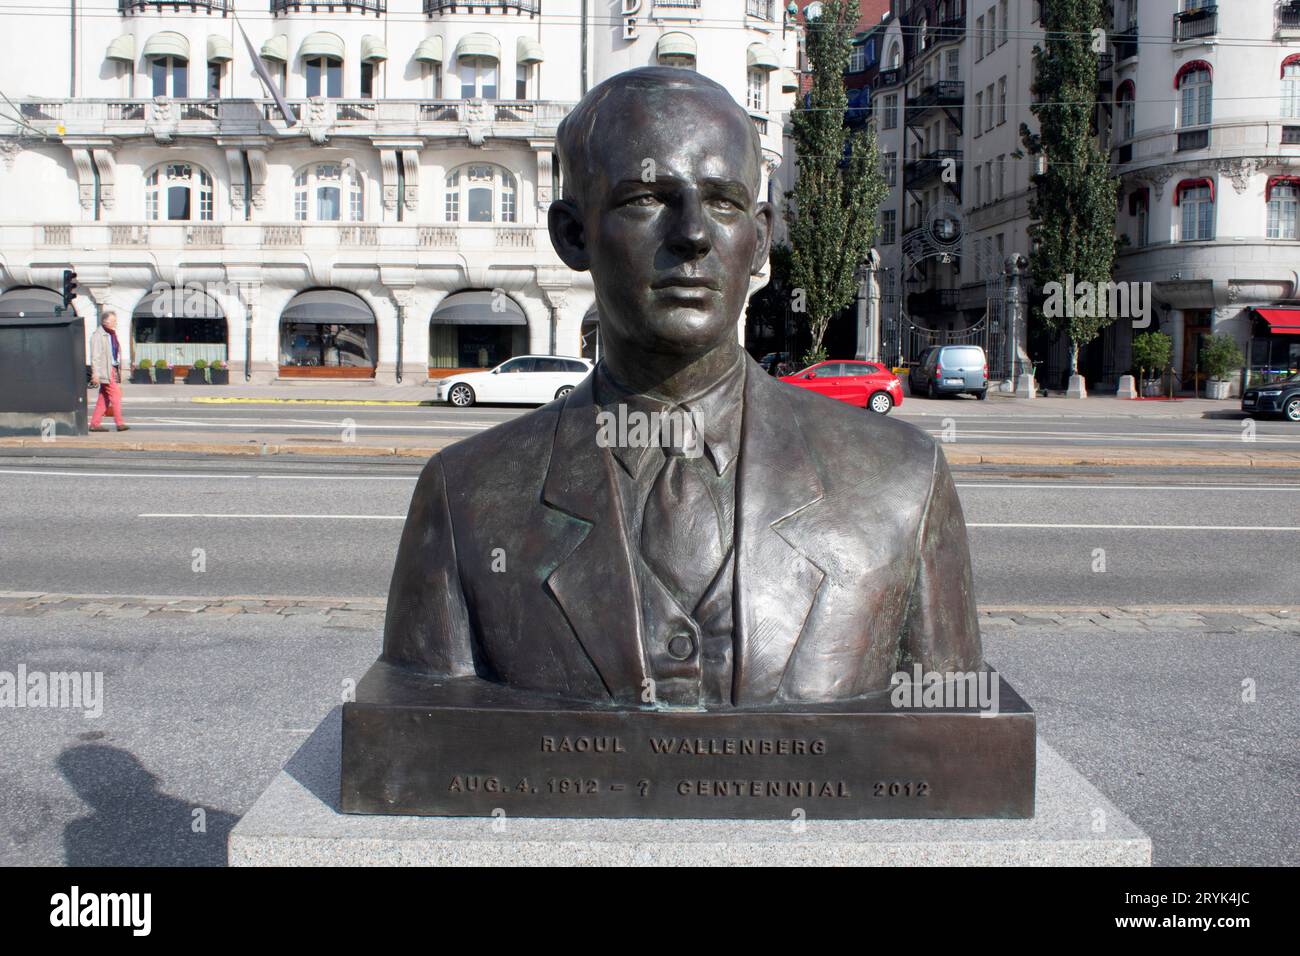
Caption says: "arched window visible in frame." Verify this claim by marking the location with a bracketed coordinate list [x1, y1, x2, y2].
[1283, 55, 1300, 119]
[145, 163, 213, 221]
[1116, 80, 1136, 141]
[1176, 62, 1212, 128]
[293, 163, 363, 222]
[444, 164, 517, 223]
[888, 41, 901, 69]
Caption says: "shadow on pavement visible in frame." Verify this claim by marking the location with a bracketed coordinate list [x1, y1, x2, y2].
[57, 743, 238, 866]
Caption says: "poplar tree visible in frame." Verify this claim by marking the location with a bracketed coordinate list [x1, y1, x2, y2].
[786, 0, 887, 367]
[1019, 0, 1119, 382]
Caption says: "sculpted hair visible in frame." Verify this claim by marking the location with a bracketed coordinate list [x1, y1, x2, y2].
[554, 66, 764, 209]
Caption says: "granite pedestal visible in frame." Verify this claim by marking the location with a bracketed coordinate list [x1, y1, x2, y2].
[229, 709, 1151, 866]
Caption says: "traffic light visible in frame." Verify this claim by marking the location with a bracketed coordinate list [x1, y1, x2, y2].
[61, 269, 78, 310]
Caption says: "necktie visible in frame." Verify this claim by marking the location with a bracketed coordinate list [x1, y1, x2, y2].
[639, 434, 725, 614]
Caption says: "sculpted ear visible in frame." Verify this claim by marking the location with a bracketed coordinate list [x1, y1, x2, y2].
[750, 201, 775, 276]
[548, 199, 590, 272]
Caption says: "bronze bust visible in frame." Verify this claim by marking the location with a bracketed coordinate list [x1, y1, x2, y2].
[383, 67, 983, 709]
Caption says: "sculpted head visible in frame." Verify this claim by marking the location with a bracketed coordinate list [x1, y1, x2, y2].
[549, 67, 773, 363]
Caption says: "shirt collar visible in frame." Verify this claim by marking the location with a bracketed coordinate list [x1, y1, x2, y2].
[594, 351, 745, 479]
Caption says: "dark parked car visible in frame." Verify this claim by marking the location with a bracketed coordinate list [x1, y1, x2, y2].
[1241, 375, 1300, 421]
[907, 344, 989, 399]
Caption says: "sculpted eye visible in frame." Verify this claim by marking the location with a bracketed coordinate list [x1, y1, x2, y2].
[707, 197, 743, 212]
[624, 194, 660, 208]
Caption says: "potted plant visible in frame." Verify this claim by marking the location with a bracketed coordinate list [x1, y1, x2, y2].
[1131, 331, 1172, 398]
[1199, 333, 1243, 400]
[208, 358, 229, 385]
[131, 359, 154, 385]
[151, 358, 174, 384]
[185, 358, 209, 385]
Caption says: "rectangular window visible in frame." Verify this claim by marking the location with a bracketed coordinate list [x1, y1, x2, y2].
[882, 94, 897, 129]
[1284, 66, 1300, 119]
[997, 155, 1005, 198]
[974, 164, 982, 205]
[516, 64, 528, 100]
[1180, 186, 1214, 241]
[883, 151, 897, 187]
[974, 92, 983, 136]
[748, 69, 766, 111]
[1180, 77, 1211, 128]
[881, 209, 896, 245]
[848, 45, 866, 73]
[998, 76, 1007, 124]
[986, 84, 995, 131]
[975, 17, 984, 60]
[1136, 198, 1149, 247]
[207, 62, 221, 99]
[1000, 0, 1009, 45]
[361, 62, 375, 98]
[987, 7, 996, 52]
[1267, 185, 1298, 239]
[946, 49, 959, 81]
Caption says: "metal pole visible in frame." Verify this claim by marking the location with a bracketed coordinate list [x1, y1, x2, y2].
[70, 0, 77, 98]
[396, 304, 404, 384]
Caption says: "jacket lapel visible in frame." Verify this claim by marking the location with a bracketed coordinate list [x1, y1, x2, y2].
[541, 376, 647, 704]
[733, 360, 829, 704]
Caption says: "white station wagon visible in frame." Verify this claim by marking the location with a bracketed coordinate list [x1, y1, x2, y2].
[434, 355, 594, 407]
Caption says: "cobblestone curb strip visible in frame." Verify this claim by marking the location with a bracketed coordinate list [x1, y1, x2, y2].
[1, 593, 1296, 634]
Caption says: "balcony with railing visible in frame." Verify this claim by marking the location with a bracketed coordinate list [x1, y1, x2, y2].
[423, 0, 541, 14]
[1113, 24, 1139, 61]
[1177, 128, 1211, 151]
[13, 97, 576, 140]
[1278, 1, 1300, 36]
[1173, 5, 1217, 42]
[873, 68, 903, 90]
[904, 149, 962, 187]
[272, 0, 385, 13]
[1097, 53, 1114, 92]
[119, 0, 230, 13]
[935, 15, 966, 45]
[20, 221, 543, 254]
[906, 81, 963, 122]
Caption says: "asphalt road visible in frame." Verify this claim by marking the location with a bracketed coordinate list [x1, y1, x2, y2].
[0, 454, 1296, 606]
[112, 400, 1300, 452]
[0, 611, 1293, 866]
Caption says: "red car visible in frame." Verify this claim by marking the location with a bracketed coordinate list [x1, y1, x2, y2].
[780, 360, 904, 414]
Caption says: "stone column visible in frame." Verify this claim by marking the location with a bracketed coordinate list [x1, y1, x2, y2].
[855, 249, 881, 361]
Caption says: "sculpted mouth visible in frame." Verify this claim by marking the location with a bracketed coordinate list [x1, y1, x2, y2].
[652, 276, 721, 291]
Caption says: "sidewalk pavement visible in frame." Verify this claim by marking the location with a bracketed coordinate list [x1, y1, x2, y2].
[108, 380, 1250, 420]
[3, 591, 1296, 634]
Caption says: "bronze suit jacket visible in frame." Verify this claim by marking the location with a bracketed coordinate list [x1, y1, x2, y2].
[383, 353, 982, 707]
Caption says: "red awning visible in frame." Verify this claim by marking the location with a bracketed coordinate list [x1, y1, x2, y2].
[1174, 178, 1213, 204]
[1174, 59, 1212, 89]
[1266, 175, 1300, 201]
[1255, 308, 1300, 334]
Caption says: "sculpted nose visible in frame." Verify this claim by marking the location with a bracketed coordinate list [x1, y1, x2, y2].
[667, 196, 711, 260]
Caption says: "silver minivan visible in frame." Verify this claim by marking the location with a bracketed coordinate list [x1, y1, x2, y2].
[908, 345, 989, 399]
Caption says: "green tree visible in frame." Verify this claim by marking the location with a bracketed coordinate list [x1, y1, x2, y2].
[1020, 0, 1119, 383]
[785, 0, 887, 367]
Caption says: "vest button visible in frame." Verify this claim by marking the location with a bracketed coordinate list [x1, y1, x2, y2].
[667, 632, 695, 660]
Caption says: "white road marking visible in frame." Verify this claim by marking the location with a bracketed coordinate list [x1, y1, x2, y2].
[968, 522, 1300, 531]
[139, 513, 405, 520]
[129, 420, 490, 431]
[956, 483, 1300, 492]
[0, 468, 253, 480]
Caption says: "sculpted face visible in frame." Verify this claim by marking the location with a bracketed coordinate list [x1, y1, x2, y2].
[551, 84, 773, 361]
